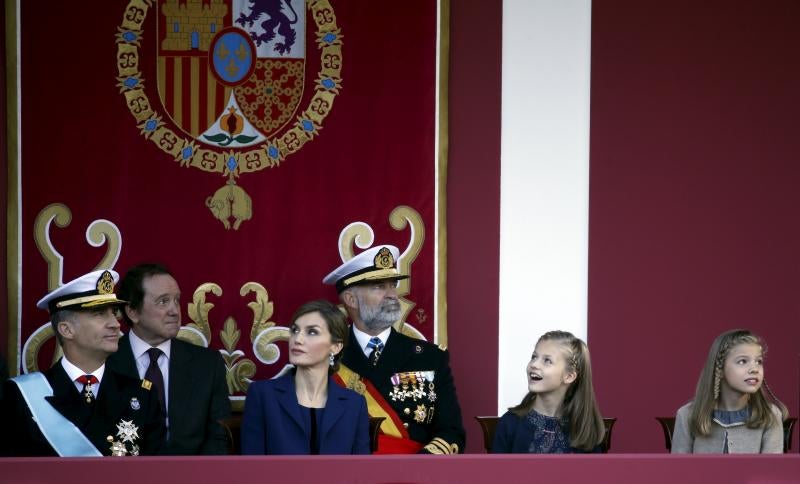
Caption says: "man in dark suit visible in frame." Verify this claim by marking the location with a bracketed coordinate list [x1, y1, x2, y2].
[106, 263, 231, 455]
[324, 245, 466, 454]
[1, 269, 164, 456]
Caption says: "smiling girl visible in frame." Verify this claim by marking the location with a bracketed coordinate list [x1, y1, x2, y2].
[492, 331, 605, 453]
[671, 329, 788, 453]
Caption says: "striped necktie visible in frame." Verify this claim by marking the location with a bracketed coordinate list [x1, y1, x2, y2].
[367, 337, 384, 366]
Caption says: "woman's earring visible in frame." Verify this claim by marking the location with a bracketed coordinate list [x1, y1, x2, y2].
[329, 353, 335, 367]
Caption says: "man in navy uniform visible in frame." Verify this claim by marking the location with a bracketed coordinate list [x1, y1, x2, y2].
[107, 263, 231, 455]
[324, 245, 465, 454]
[0, 270, 165, 456]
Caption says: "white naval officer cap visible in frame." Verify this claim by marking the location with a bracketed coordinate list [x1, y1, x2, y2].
[37, 269, 127, 314]
[322, 245, 409, 293]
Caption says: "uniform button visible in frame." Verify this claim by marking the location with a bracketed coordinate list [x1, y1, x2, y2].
[403, 422, 409, 428]
[404, 408, 410, 415]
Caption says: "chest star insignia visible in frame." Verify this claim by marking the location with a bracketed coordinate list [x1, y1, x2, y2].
[116, 420, 140, 443]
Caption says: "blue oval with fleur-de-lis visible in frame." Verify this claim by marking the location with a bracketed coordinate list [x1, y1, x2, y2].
[209, 28, 256, 86]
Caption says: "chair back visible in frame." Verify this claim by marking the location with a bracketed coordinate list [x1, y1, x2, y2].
[783, 417, 797, 453]
[475, 416, 500, 453]
[600, 417, 617, 452]
[368, 416, 385, 453]
[655, 417, 675, 452]
[476, 415, 616, 453]
[220, 414, 243, 454]
[657, 416, 796, 453]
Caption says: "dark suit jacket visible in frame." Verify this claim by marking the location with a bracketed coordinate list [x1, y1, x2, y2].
[0, 361, 164, 456]
[339, 327, 466, 453]
[241, 372, 370, 455]
[107, 334, 231, 455]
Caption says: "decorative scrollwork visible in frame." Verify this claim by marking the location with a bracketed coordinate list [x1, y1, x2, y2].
[219, 316, 256, 394]
[184, 283, 221, 346]
[252, 326, 292, 365]
[335, 206, 427, 338]
[389, 205, 425, 325]
[240, 282, 275, 341]
[338, 222, 374, 261]
[26, 204, 122, 373]
[22, 323, 61, 373]
[33, 203, 72, 290]
[242, 281, 291, 365]
[86, 220, 123, 274]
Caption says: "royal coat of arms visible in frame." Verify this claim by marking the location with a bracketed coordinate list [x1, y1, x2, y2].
[116, 0, 342, 229]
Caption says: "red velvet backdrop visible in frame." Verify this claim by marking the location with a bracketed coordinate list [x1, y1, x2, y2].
[6, 0, 798, 456]
[446, 0, 502, 455]
[8, 0, 440, 402]
[589, 0, 800, 452]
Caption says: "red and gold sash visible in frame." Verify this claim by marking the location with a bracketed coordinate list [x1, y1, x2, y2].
[333, 364, 423, 454]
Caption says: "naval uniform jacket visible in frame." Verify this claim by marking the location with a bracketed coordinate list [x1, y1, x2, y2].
[107, 334, 231, 455]
[0, 360, 164, 456]
[337, 327, 465, 454]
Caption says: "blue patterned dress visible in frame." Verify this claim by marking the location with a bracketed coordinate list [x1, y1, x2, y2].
[492, 409, 596, 454]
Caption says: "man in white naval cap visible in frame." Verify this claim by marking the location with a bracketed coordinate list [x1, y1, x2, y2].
[0, 270, 165, 456]
[324, 245, 465, 454]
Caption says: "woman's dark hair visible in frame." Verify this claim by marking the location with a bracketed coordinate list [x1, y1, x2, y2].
[290, 300, 349, 372]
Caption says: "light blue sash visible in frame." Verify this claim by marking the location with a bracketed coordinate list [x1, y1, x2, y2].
[11, 372, 103, 457]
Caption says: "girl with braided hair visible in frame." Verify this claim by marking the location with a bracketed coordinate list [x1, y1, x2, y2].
[492, 331, 605, 453]
[672, 329, 788, 453]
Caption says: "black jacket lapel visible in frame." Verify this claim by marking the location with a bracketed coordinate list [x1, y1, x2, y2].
[44, 363, 91, 429]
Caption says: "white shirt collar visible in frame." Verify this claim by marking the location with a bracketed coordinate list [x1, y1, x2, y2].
[128, 328, 172, 360]
[61, 356, 105, 383]
[352, 325, 391, 356]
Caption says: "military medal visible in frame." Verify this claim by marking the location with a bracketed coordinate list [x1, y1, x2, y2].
[107, 419, 140, 456]
[428, 382, 437, 402]
[76, 374, 98, 403]
[420, 371, 437, 402]
[413, 372, 428, 400]
[414, 404, 427, 423]
[389, 374, 403, 401]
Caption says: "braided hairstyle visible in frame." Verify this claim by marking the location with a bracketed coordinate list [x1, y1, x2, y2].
[688, 329, 788, 437]
[509, 330, 605, 451]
